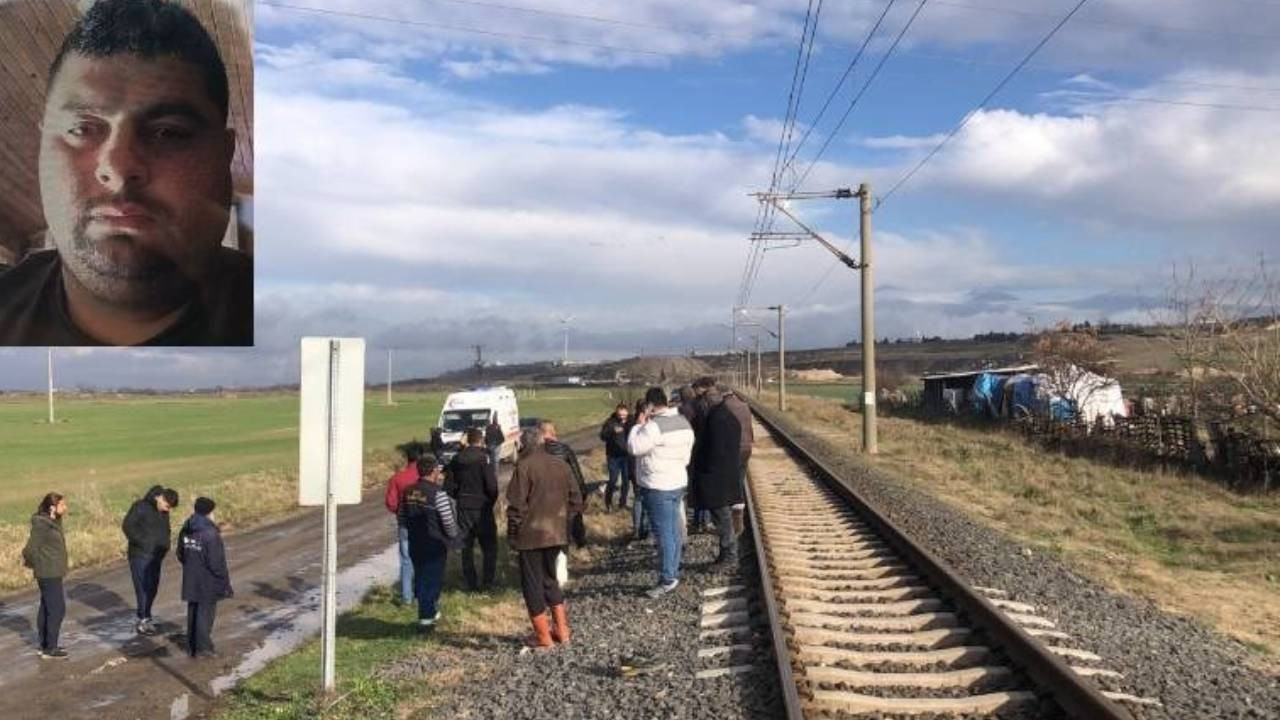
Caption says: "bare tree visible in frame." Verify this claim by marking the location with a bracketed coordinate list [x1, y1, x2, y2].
[1165, 257, 1280, 426]
[1028, 322, 1117, 421]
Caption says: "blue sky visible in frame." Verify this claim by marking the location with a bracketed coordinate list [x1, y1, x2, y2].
[3, 0, 1279, 390]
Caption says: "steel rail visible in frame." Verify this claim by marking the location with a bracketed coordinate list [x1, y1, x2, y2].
[743, 395, 1133, 720]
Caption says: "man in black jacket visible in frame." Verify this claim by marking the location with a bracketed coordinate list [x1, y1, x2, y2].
[540, 420, 588, 547]
[599, 404, 632, 512]
[484, 419, 505, 469]
[177, 497, 232, 657]
[690, 395, 744, 568]
[446, 427, 500, 591]
[121, 485, 178, 635]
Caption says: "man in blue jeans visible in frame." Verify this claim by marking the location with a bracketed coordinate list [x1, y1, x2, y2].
[599, 403, 633, 512]
[402, 456, 460, 631]
[627, 387, 695, 598]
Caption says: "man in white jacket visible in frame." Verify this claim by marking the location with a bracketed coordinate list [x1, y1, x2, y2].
[628, 387, 695, 598]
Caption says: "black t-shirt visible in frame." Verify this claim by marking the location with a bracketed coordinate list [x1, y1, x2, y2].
[0, 248, 253, 346]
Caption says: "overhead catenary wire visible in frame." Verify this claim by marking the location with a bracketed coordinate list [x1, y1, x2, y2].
[790, 0, 932, 193]
[779, 0, 903, 179]
[879, 0, 1094, 207]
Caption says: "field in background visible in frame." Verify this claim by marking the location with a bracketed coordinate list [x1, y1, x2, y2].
[769, 392, 1280, 663]
[0, 388, 620, 590]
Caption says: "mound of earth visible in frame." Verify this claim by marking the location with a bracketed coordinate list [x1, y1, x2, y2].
[791, 368, 844, 382]
[617, 356, 715, 384]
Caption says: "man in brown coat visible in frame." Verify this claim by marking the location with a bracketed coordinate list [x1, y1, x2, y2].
[720, 389, 755, 534]
[507, 428, 584, 648]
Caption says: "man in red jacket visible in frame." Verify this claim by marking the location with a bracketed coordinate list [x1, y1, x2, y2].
[384, 442, 424, 605]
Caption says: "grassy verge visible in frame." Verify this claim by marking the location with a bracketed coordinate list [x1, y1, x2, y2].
[212, 461, 626, 720]
[0, 389, 622, 591]
[768, 391, 1280, 664]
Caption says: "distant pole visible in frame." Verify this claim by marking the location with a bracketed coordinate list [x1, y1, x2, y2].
[385, 349, 393, 406]
[860, 182, 878, 454]
[747, 333, 757, 394]
[777, 305, 787, 411]
[745, 345, 752, 394]
[46, 348, 55, 424]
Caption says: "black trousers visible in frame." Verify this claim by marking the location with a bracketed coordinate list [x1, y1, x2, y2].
[187, 601, 218, 655]
[36, 577, 65, 651]
[128, 555, 163, 620]
[460, 508, 497, 590]
[517, 547, 564, 616]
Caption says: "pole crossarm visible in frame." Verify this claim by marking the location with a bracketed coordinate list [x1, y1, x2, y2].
[751, 191, 864, 270]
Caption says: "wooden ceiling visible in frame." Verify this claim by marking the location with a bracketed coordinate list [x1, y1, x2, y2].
[0, 0, 253, 253]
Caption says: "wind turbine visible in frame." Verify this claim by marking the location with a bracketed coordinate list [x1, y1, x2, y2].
[558, 314, 575, 365]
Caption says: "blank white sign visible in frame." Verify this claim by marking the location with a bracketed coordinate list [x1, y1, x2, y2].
[299, 338, 365, 506]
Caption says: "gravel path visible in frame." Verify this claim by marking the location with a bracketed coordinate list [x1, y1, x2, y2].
[762, 405, 1280, 720]
[416, 522, 782, 720]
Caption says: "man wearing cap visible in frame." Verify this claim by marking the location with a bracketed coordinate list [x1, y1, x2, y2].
[176, 496, 232, 657]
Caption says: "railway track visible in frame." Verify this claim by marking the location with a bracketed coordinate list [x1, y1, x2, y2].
[743, 400, 1148, 719]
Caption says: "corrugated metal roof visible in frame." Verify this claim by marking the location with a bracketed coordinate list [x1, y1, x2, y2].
[920, 364, 1040, 381]
[0, 0, 252, 254]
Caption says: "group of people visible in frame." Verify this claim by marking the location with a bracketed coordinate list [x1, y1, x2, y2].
[384, 419, 588, 648]
[600, 378, 754, 598]
[20, 487, 232, 660]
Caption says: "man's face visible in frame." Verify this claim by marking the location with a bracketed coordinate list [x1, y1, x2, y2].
[54, 499, 68, 518]
[156, 495, 171, 513]
[617, 409, 628, 422]
[39, 52, 234, 310]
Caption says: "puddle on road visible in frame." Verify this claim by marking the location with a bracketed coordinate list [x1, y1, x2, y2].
[208, 543, 399, 695]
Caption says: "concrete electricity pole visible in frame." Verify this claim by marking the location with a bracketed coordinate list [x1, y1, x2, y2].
[46, 347, 55, 424]
[774, 305, 786, 411]
[750, 185, 876, 453]
[859, 182, 877, 454]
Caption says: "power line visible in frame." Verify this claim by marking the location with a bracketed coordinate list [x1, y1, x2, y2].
[791, 0, 932, 192]
[258, 1, 674, 57]
[780, 0, 903, 178]
[879, 0, 1094, 206]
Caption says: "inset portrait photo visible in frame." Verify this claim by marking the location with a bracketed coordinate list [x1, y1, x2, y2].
[0, 0, 253, 346]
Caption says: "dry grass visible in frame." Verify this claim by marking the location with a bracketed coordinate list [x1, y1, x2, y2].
[770, 391, 1280, 666]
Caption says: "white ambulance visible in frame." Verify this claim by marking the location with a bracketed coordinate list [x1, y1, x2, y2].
[436, 386, 521, 463]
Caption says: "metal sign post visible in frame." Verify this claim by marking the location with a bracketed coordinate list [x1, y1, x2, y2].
[299, 337, 365, 694]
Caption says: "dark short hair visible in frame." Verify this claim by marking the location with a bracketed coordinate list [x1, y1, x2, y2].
[194, 496, 216, 515]
[615, 403, 627, 411]
[162, 488, 180, 507]
[49, 0, 230, 121]
[399, 441, 423, 463]
[644, 387, 667, 407]
[416, 455, 439, 478]
[693, 376, 716, 390]
[466, 427, 484, 445]
[37, 492, 64, 516]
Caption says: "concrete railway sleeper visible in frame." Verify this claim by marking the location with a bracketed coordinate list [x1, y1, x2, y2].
[743, 399, 1160, 719]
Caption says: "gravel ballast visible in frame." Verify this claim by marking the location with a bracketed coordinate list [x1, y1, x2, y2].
[420, 525, 783, 720]
[761, 404, 1280, 720]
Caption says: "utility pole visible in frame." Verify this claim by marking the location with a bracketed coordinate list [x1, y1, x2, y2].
[754, 333, 762, 395]
[46, 348, 55, 424]
[473, 344, 485, 382]
[386, 348, 395, 406]
[744, 343, 752, 394]
[860, 182, 877, 454]
[749, 185, 875, 453]
[776, 305, 786, 411]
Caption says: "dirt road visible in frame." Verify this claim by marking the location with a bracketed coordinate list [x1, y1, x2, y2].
[0, 428, 598, 720]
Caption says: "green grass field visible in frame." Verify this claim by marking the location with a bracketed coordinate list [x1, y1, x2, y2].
[0, 387, 621, 588]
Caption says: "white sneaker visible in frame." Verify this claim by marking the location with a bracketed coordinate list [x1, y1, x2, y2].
[645, 579, 679, 599]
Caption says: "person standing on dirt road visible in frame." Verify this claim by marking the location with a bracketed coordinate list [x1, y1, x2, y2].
[628, 387, 695, 599]
[384, 442, 424, 605]
[599, 403, 633, 512]
[177, 497, 232, 657]
[22, 492, 70, 660]
[122, 485, 179, 635]
[445, 428, 499, 592]
[402, 456, 461, 631]
[485, 418, 505, 469]
[507, 428, 583, 649]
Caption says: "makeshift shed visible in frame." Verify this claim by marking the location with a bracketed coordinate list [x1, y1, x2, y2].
[922, 365, 1038, 414]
